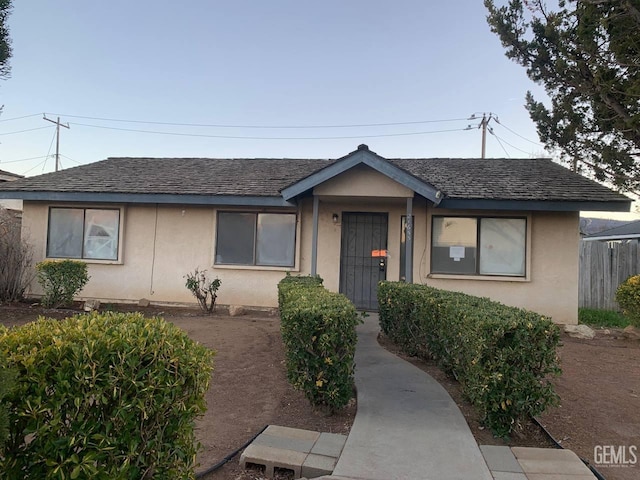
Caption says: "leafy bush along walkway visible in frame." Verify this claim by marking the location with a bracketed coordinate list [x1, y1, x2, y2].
[331, 314, 493, 480]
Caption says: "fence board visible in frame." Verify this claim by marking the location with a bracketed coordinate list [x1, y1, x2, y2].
[579, 240, 640, 310]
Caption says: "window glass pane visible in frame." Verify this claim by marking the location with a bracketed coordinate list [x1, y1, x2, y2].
[256, 213, 296, 266]
[84, 209, 120, 260]
[431, 217, 477, 274]
[47, 208, 84, 258]
[216, 212, 256, 265]
[480, 218, 526, 276]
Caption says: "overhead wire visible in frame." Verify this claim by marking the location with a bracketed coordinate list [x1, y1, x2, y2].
[489, 128, 511, 158]
[0, 155, 49, 164]
[0, 125, 54, 136]
[0, 113, 43, 123]
[42, 128, 57, 174]
[493, 118, 544, 146]
[489, 132, 533, 155]
[60, 154, 82, 165]
[69, 122, 471, 140]
[48, 112, 469, 129]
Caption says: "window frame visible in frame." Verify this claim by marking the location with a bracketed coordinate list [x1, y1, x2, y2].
[46, 206, 124, 263]
[430, 215, 528, 278]
[214, 210, 298, 269]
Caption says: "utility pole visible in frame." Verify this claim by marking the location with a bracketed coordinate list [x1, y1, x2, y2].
[43, 115, 70, 172]
[478, 113, 497, 159]
[468, 113, 497, 158]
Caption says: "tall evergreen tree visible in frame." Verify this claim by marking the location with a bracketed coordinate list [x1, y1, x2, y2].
[485, 0, 640, 192]
[0, 0, 11, 81]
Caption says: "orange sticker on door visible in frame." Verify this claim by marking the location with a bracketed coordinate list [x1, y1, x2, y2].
[371, 250, 388, 257]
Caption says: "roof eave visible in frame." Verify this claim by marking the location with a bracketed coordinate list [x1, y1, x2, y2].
[583, 233, 640, 242]
[437, 198, 632, 212]
[0, 191, 295, 207]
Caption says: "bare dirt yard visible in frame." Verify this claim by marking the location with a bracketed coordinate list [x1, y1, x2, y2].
[0, 303, 355, 480]
[2, 303, 638, 480]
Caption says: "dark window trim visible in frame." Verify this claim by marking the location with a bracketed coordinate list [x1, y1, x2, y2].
[47, 206, 121, 261]
[214, 211, 297, 267]
[430, 215, 527, 277]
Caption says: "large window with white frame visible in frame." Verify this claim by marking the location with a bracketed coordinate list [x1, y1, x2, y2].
[431, 216, 526, 276]
[215, 212, 296, 267]
[47, 207, 121, 261]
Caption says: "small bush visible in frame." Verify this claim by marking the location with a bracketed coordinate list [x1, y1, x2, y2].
[185, 268, 221, 313]
[616, 274, 640, 327]
[0, 312, 214, 479]
[378, 281, 561, 438]
[0, 208, 35, 302]
[36, 259, 89, 308]
[278, 275, 358, 412]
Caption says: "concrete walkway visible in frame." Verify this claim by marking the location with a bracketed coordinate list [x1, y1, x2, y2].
[330, 314, 493, 480]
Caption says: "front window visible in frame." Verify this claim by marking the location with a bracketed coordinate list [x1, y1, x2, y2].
[431, 216, 526, 276]
[215, 212, 296, 267]
[47, 207, 120, 261]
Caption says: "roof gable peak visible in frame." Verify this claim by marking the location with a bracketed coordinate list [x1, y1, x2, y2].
[281, 144, 442, 203]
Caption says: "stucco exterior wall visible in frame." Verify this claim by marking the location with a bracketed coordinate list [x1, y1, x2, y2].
[22, 203, 299, 308]
[21, 195, 580, 323]
[422, 209, 580, 324]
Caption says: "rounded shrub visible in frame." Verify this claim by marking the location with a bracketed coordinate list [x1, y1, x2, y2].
[0, 312, 214, 479]
[616, 274, 640, 327]
[36, 259, 90, 308]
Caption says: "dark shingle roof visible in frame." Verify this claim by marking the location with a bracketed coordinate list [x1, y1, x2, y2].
[388, 158, 627, 203]
[0, 154, 630, 205]
[586, 219, 640, 238]
[0, 157, 334, 197]
[0, 168, 23, 181]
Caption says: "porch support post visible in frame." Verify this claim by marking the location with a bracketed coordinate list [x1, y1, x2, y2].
[405, 196, 413, 283]
[311, 195, 319, 276]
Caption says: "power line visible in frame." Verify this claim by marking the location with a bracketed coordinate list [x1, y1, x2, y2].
[0, 126, 54, 136]
[0, 113, 43, 123]
[489, 128, 511, 158]
[70, 122, 471, 140]
[493, 118, 544, 146]
[60, 154, 82, 165]
[22, 158, 48, 176]
[48, 112, 469, 129]
[42, 128, 57, 174]
[0, 155, 49, 164]
[490, 132, 533, 155]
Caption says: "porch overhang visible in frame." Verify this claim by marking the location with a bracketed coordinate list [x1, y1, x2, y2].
[280, 145, 442, 205]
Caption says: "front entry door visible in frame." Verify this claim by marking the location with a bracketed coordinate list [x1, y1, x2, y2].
[339, 212, 388, 311]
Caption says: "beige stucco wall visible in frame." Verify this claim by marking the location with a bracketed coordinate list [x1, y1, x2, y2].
[21, 182, 580, 323]
[22, 203, 299, 309]
[422, 209, 580, 324]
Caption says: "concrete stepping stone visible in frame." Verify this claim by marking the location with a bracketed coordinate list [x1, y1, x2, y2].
[239, 425, 347, 479]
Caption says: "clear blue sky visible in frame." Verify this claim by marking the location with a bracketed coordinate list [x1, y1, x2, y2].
[0, 0, 552, 177]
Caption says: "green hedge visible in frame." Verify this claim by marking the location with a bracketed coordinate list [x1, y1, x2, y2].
[0, 312, 214, 479]
[0, 346, 16, 451]
[378, 281, 560, 437]
[278, 275, 358, 411]
[616, 274, 640, 327]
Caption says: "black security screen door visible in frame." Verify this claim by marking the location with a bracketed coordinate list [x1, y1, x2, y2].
[339, 212, 388, 311]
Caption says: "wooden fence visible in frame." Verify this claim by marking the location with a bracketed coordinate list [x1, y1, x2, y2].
[579, 240, 640, 310]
